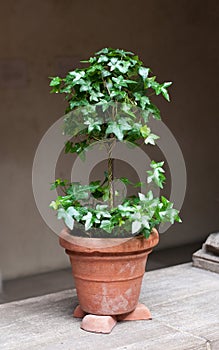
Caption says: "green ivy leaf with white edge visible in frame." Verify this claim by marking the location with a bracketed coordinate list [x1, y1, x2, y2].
[147, 103, 161, 120]
[79, 81, 92, 92]
[66, 206, 80, 221]
[147, 161, 166, 189]
[84, 118, 101, 133]
[150, 160, 165, 169]
[141, 215, 150, 229]
[95, 204, 111, 220]
[138, 191, 159, 218]
[131, 212, 150, 234]
[140, 96, 150, 109]
[82, 212, 93, 231]
[117, 61, 131, 74]
[138, 67, 150, 82]
[89, 90, 104, 102]
[57, 208, 74, 230]
[161, 82, 172, 102]
[108, 57, 119, 71]
[108, 59, 131, 74]
[96, 204, 108, 210]
[101, 69, 111, 78]
[121, 103, 136, 118]
[158, 196, 181, 223]
[112, 75, 137, 89]
[146, 190, 154, 200]
[144, 133, 160, 145]
[142, 110, 150, 122]
[133, 93, 149, 110]
[132, 220, 142, 234]
[69, 71, 85, 82]
[118, 204, 137, 213]
[67, 183, 89, 201]
[138, 193, 146, 201]
[97, 55, 109, 63]
[159, 208, 180, 224]
[106, 119, 131, 141]
[118, 118, 132, 131]
[106, 121, 123, 140]
[100, 220, 113, 233]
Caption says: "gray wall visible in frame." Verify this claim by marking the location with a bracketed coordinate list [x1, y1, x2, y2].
[0, 0, 218, 279]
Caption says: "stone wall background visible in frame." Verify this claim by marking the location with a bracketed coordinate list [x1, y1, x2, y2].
[0, 0, 218, 279]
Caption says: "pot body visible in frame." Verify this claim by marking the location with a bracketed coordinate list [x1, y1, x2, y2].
[59, 228, 159, 315]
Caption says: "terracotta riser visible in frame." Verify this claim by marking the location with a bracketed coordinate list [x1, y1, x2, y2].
[74, 303, 152, 333]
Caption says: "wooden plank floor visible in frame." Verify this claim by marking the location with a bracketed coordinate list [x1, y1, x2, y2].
[0, 263, 218, 350]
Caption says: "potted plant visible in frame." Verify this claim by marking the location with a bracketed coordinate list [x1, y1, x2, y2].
[49, 48, 181, 332]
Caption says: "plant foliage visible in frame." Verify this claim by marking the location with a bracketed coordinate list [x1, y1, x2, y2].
[49, 48, 181, 238]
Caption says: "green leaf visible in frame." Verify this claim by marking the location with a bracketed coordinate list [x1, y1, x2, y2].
[141, 228, 151, 239]
[82, 212, 93, 231]
[100, 220, 113, 233]
[138, 193, 146, 201]
[132, 220, 141, 234]
[105, 121, 124, 140]
[49, 201, 59, 210]
[67, 207, 80, 220]
[95, 48, 109, 55]
[147, 103, 161, 120]
[161, 87, 170, 101]
[140, 125, 150, 138]
[49, 77, 62, 86]
[120, 177, 132, 185]
[142, 110, 150, 122]
[50, 178, 68, 190]
[95, 205, 111, 220]
[84, 118, 101, 133]
[140, 96, 150, 109]
[97, 55, 109, 63]
[66, 183, 89, 201]
[144, 133, 160, 145]
[89, 90, 104, 102]
[133, 181, 145, 188]
[102, 188, 110, 201]
[161, 82, 172, 102]
[118, 204, 136, 213]
[112, 75, 137, 88]
[138, 67, 149, 81]
[121, 103, 136, 118]
[101, 69, 111, 77]
[57, 208, 74, 230]
[65, 141, 73, 154]
[150, 160, 164, 169]
[147, 161, 166, 188]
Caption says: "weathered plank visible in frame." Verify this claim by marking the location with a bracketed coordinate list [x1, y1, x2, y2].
[193, 232, 219, 274]
[205, 232, 219, 255]
[0, 263, 218, 350]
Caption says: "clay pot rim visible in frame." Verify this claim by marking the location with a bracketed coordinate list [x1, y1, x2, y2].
[59, 227, 159, 254]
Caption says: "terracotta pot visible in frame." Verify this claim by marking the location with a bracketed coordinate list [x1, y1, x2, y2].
[59, 228, 159, 316]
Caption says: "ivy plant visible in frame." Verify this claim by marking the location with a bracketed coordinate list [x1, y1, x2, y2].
[49, 48, 181, 238]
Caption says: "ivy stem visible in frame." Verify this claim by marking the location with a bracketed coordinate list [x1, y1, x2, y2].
[108, 149, 114, 209]
[106, 138, 116, 209]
